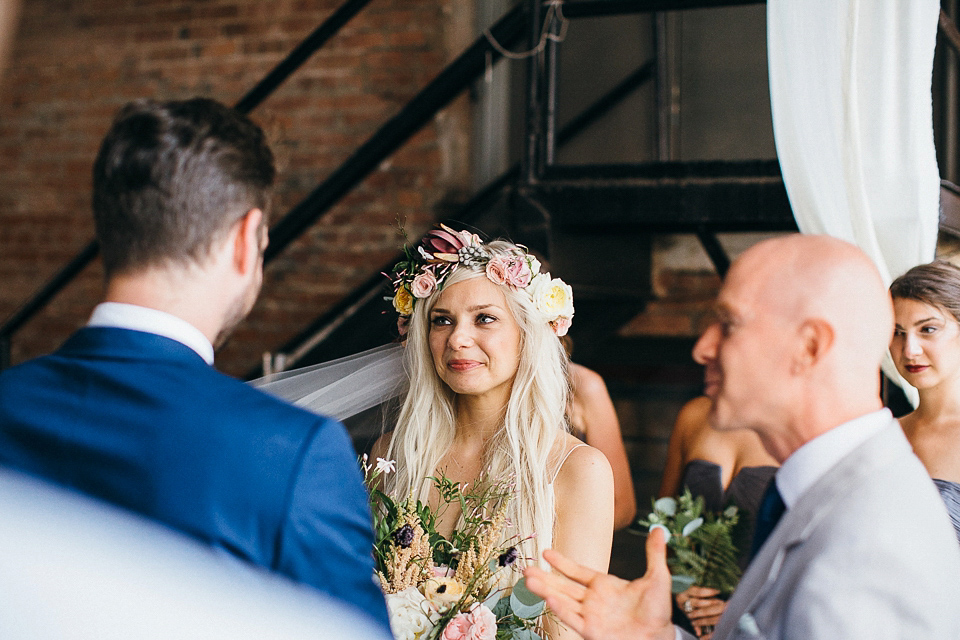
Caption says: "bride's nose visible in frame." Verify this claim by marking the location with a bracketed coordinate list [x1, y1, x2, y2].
[447, 321, 474, 349]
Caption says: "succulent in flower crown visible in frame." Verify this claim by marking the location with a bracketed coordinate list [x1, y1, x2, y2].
[387, 224, 574, 336]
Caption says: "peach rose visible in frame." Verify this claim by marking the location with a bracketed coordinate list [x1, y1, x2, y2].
[440, 612, 472, 640]
[485, 255, 532, 289]
[411, 270, 438, 299]
[466, 604, 497, 640]
[550, 315, 573, 337]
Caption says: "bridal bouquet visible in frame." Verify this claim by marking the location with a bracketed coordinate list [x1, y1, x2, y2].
[638, 489, 741, 596]
[361, 456, 546, 640]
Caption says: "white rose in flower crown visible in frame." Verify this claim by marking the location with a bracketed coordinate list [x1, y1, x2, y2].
[526, 254, 542, 277]
[528, 272, 575, 321]
[386, 586, 440, 640]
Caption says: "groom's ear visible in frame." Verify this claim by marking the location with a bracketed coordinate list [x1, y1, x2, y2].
[231, 208, 265, 275]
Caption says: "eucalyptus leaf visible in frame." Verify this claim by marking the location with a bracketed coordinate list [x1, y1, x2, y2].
[487, 592, 510, 616]
[509, 630, 542, 640]
[654, 496, 677, 516]
[671, 574, 696, 594]
[682, 517, 704, 537]
[510, 577, 546, 619]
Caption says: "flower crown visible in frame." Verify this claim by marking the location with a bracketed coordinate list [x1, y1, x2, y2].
[388, 225, 574, 337]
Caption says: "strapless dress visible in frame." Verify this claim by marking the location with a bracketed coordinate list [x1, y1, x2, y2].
[932, 478, 960, 545]
[680, 459, 777, 569]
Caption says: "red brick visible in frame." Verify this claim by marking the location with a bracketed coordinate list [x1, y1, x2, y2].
[0, 0, 460, 376]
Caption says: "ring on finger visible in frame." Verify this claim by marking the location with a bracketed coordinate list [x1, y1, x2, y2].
[684, 600, 694, 614]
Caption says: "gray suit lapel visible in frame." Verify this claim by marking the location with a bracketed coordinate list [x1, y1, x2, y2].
[711, 419, 907, 639]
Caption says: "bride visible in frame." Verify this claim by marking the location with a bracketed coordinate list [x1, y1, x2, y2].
[373, 226, 614, 640]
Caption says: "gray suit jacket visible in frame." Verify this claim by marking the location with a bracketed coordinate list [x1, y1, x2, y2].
[680, 418, 960, 639]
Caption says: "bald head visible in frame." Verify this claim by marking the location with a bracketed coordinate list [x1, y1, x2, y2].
[734, 235, 892, 371]
[695, 234, 892, 456]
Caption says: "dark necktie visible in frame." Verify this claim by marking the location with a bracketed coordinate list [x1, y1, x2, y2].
[750, 478, 786, 560]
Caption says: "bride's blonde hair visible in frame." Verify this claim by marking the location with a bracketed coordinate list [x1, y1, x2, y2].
[385, 240, 569, 565]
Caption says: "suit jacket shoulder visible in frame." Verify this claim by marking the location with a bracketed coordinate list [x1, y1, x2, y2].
[716, 418, 960, 639]
[0, 327, 389, 629]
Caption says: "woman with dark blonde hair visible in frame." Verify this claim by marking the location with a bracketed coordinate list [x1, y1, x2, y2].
[890, 260, 960, 543]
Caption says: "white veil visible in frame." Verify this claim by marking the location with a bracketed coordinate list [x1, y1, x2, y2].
[249, 343, 407, 423]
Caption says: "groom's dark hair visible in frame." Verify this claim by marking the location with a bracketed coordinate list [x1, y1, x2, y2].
[92, 97, 275, 277]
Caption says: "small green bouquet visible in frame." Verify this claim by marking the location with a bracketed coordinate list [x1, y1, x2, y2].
[637, 489, 742, 596]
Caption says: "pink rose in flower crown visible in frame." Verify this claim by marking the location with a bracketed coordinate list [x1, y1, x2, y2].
[411, 269, 438, 299]
[550, 315, 573, 337]
[485, 255, 532, 289]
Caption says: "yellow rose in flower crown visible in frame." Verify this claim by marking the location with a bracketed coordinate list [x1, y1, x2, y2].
[393, 286, 414, 316]
[528, 272, 575, 325]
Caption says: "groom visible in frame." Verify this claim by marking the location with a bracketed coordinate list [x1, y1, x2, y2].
[0, 98, 389, 630]
[525, 235, 960, 639]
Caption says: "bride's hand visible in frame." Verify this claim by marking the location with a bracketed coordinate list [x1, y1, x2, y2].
[675, 586, 724, 638]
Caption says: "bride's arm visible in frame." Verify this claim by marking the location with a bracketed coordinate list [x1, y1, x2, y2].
[546, 442, 615, 639]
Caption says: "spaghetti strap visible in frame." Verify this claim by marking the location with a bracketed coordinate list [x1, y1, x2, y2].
[550, 443, 589, 484]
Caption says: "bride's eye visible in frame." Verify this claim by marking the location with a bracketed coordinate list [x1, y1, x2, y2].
[431, 315, 452, 327]
[476, 313, 496, 324]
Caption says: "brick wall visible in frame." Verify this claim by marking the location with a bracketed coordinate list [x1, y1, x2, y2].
[0, 0, 473, 375]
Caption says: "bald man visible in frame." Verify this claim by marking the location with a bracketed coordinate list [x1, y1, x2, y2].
[526, 235, 960, 639]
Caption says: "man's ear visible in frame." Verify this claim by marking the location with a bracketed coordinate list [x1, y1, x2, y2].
[232, 208, 264, 275]
[793, 318, 834, 374]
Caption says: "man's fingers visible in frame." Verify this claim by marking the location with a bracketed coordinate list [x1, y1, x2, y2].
[533, 584, 586, 636]
[525, 566, 587, 603]
[541, 548, 601, 586]
[644, 526, 670, 578]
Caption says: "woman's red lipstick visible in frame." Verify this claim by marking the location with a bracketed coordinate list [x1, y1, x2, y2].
[448, 359, 481, 372]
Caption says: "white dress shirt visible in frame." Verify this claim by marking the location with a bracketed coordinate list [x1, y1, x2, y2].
[775, 408, 891, 508]
[87, 302, 215, 365]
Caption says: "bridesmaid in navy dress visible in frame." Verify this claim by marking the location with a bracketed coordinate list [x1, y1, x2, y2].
[658, 395, 778, 639]
[890, 261, 960, 544]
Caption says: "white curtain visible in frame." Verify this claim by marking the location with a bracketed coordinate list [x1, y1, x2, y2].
[767, 0, 942, 402]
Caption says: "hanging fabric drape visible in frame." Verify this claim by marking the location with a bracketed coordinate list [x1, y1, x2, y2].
[767, 0, 942, 403]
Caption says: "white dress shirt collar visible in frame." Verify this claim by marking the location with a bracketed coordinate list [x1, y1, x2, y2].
[776, 408, 891, 508]
[87, 302, 215, 365]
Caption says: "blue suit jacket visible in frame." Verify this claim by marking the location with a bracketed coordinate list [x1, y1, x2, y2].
[0, 327, 389, 630]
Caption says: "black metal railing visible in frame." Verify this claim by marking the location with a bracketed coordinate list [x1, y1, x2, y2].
[0, 0, 816, 371]
[248, 58, 659, 377]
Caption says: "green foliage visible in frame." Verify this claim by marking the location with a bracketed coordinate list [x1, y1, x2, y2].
[638, 489, 742, 596]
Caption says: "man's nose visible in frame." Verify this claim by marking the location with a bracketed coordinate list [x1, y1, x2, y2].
[693, 323, 720, 365]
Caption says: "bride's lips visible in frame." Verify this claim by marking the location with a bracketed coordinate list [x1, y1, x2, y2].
[447, 359, 482, 372]
[904, 364, 929, 374]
